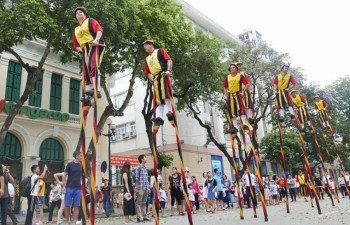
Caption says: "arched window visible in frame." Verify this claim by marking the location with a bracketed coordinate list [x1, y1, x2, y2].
[0, 132, 21, 162]
[39, 138, 65, 180]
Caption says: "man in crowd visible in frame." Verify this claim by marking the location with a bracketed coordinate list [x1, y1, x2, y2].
[62, 151, 83, 225]
[134, 154, 151, 222]
[101, 178, 112, 217]
[24, 164, 48, 225]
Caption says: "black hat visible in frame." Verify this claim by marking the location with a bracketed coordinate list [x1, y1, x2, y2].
[142, 40, 154, 45]
[281, 64, 289, 71]
[74, 7, 88, 17]
[228, 63, 238, 72]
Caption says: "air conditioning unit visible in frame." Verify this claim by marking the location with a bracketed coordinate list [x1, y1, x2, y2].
[123, 133, 129, 139]
[130, 131, 136, 137]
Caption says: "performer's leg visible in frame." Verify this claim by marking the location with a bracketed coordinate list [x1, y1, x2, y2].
[165, 99, 172, 114]
[246, 108, 253, 120]
[279, 108, 285, 118]
[288, 106, 295, 116]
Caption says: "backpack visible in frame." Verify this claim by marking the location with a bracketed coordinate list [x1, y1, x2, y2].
[20, 175, 37, 197]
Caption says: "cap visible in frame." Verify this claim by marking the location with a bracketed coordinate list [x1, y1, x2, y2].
[281, 64, 289, 70]
[290, 90, 297, 94]
[313, 95, 320, 99]
[228, 63, 238, 71]
[74, 7, 88, 17]
[142, 40, 154, 45]
[235, 61, 243, 65]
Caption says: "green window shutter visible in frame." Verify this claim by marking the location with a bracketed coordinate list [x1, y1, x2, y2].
[69, 79, 80, 115]
[0, 132, 21, 161]
[50, 73, 62, 111]
[29, 71, 43, 107]
[5, 61, 22, 101]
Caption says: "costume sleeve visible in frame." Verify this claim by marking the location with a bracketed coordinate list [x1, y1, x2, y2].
[245, 74, 250, 83]
[242, 75, 249, 86]
[223, 78, 228, 88]
[144, 62, 151, 75]
[290, 76, 296, 85]
[72, 35, 80, 49]
[300, 95, 307, 104]
[314, 103, 318, 110]
[273, 76, 278, 85]
[323, 101, 329, 108]
[159, 48, 171, 61]
[90, 19, 103, 33]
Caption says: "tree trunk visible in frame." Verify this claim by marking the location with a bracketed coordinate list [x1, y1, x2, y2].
[0, 40, 53, 147]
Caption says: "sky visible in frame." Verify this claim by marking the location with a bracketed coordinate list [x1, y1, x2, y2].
[184, 0, 350, 88]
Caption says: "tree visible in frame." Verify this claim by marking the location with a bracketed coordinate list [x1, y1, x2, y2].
[0, 0, 134, 148]
[259, 129, 303, 171]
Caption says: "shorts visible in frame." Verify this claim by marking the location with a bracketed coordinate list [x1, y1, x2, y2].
[38, 196, 45, 206]
[217, 191, 224, 200]
[65, 188, 82, 207]
[272, 195, 278, 200]
[160, 201, 166, 209]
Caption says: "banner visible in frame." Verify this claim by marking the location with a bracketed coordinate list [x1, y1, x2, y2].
[110, 155, 139, 166]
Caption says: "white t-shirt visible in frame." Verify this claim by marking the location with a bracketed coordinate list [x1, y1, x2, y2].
[338, 176, 346, 185]
[188, 189, 195, 201]
[322, 175, 331, 186]
[159, 189, 166, 202]
[242, 173, 256, 187]
[8, 183, 15, 198]
[31, 174, 39, 196]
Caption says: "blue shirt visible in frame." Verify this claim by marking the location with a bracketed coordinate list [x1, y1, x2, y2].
[135, 164, 149, 190]
[65, 161, 82, 189]
[214, 175, 223, 191]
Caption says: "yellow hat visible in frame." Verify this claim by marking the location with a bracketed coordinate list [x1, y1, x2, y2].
[235, 61, 243, 65]
[142, 40, 154, 45]
[74, 7, 88, 17]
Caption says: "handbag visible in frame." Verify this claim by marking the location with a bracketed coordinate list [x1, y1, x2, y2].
[124, 192, 132, 201]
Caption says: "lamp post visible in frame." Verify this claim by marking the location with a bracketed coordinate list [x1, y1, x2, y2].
[102, 118, 116, 187]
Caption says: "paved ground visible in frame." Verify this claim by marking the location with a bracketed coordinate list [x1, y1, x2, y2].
[13, 197, 350, 225]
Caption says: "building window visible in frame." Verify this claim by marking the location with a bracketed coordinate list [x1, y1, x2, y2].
[50, 73, 62, 111]
[261, 161, 268, 175]
[69, 79, 80, 115]
[5, 61, 22, 101]
[114, 124, 126, 140]
[270, 162, 278, 175]
[130, 122, 135, 132]
[113, 91, 133, 109]
[28, 71, 43, 107]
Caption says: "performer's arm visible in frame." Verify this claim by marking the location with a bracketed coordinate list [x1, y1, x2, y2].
[287, 76, 296, 91]
[223, 78, 228, 99]
[160, 49, 172, 76]
[165, 59, 173, 76]
[91, 31, 102, 46]
[144, 63, 153, 83]
[273, 77, 278, 94]
[72, 35, 82, 53]
[90, 19, 103, 46]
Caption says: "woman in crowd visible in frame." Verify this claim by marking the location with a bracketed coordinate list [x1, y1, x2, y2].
[168, 167, 184, 216]
[191, 176, 201, 211]
[205, 171, 217, 213]
[222, 174, 232, 208]
[122, 162, 136, 224]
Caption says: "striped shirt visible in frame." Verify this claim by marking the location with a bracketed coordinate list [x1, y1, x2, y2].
[135, 164, 149, 190]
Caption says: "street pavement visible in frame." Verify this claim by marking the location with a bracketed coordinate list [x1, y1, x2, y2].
[14, 197, 350, 225]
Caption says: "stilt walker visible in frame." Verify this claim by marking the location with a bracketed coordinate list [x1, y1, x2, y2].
[289, 107, 322, 214]
[273, 65, 296, 213]
[73, 7, 106, 225]
[143, 40, 193, 225]
[313, 96, 350, 199]
[226, 114, 244, 220]
[303, 105, 338, 204]
[224, 63, 259, 218]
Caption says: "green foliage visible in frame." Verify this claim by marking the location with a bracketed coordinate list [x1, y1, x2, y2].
[157, 151, 174, 169]
[260, 129, 303, 170]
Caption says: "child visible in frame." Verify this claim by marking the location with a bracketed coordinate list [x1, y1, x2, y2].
[270, 181, 278, 206]
[264, 185, 270, 206]
[329, 177, 336, 196]
[117, 188, 124, 215]
[188, 184, 196, 214]
[159, 184, 167, 217]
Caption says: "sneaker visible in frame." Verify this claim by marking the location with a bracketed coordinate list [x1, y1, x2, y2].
[85, 88, 94, 97]
[97, 91, 102, 98]
[242, 125, 249, 131]
[166, 111, 175, 121]
[137, 218, 144, 223]
[143, 217, 152, 221]
[151, 117, 164, 126]
[226, 127, 238, 134]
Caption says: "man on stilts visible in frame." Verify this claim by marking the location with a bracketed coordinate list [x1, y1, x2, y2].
[290, 90, 312, 133]
[235, 61, 254, 125]
[224, 63, 250, 133]
[273, 65, 296, 122]
[143, 40, 174, 125]
[313, 96, 330, 130]
[73, 7, 105, 103]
